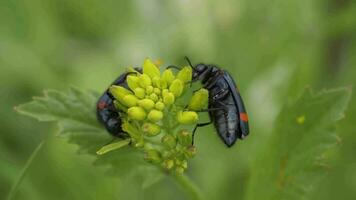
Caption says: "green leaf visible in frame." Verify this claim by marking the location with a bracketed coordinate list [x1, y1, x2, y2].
[96, 139, 131, 155]
[246, 87, 352, 200]
[15, 87, 164, 188]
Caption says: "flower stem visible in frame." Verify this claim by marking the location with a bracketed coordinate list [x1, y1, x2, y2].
[7, 140, 44, 200]
[172, 173, 204, 200]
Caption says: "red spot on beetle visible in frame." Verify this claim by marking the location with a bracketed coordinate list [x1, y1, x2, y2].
[240, 112, 248, 122]
[98, 101, 107, 109]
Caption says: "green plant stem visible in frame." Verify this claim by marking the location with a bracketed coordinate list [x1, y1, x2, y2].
[7, 141, 44, 200]
[172, 173, 204, 200]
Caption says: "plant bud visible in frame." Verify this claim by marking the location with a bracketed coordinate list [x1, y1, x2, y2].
[162, 89, 169, 96]
[109, 85, 132, 100]
[138, 99, 155, 110]
[184, 146, 197, 158]
[169, 79, 184, 97]
[127, 106, 146, 121]
[155, 101, 165, 110]
[162, 150, 172, 159]
[134, 139, 145, 148]
[114, 100, 127, 112]
[163, 159, 174, 170]
[160, 79, 168, 89]
[122, 120, 141, 140]
[152, 76, 161, 88]
[134, 88, 146, 99]
[127, 75, 140, 90]
[142, 123, 161, 136]
[163, 92, 175, 106]
[143, 58, 160, 78]
[144, 149, 162, 164]
[188, 88, 209, 110]
[153, 88, 161, 95]
[139, 74, 152, 88]
[149, 93, 159, 102]
[161, 69, 175, 85]
[122, 94, 138, 107]
[177, 129, 192, 146]
[146, 85, 154, 94]
[177, 111, 198, 124]
[181, 160, 188, 169]
[148, 109, 163, 122]
[161, 134, 177, 149]
[176, 166, 185, 174]
[177, 66, 192, 83]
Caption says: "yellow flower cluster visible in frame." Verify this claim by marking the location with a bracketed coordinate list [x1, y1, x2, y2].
[109, 58, 209, 174]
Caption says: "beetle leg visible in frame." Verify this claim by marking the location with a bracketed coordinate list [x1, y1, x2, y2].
[166, 65, 181, 70]
[192, 120, 213, 145]
[203, 73, 224, 89]
[126, 72, 139, 76]
[193, 107, 225, 112]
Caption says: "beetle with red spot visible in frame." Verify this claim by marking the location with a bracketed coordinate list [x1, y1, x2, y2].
[171, 57, 250, 147]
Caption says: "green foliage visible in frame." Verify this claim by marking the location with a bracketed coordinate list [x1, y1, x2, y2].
[15, 88, 164, 188]
[15, 83, 351, 200]
[1, 0, 356, 199]
[246, 88, 351, 200]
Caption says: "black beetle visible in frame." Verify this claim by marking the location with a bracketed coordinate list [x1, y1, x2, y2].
[182, 58, 249, 147]
[96, 69, 141, 138]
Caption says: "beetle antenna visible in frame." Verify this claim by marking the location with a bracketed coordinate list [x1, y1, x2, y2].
[184, 56, 195, 70]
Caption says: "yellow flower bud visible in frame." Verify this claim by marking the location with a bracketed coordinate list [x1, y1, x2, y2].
[181, 160, 188, 169]
[109, 85, 132, 100]
[139, 74, 152, 88]
[161, 134, 177, 149]
[176, 166, 185, 174]
[152, 76, 161, 88]
[177, 129, 192, 146]
[155, 101, 165, 110]
[177, 111, 199, 124]
[113, 100, 127, 111]
[149, 93, 159, 102]
[161, 69, 175, 85]
[134, 88, 146, 99]
[162, 89, 169, 96]
[138, 99, 155, 110]
[127, 75, 140, 90]
[184, 146, 197, 158]
[148, 109, 163, 122]
[163, 92, 175, 106]
[142, 123, 161, 136]
[177, 66, 192, 83]
[144, 149, 162, 164]
[122, 94, 138, 107]
[169, 79, 184, 97]
[153, 88, 161, 95]
[188, 88, 209, 110]
[146, 85, 154, 94]
[134, 140, 145, 148]
[143, 58, 160, 78]
[160, 79, 168, 89]
[164, 159, 174, 170]
[127, 107, 146, 121]
[121, 120, 141, 140]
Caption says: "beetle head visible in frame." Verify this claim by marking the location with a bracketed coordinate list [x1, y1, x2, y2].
[184, 56, 212, 82]
[192, 64, 210, 81]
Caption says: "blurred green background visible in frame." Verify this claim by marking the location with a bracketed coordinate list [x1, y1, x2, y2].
[1, 0, 355, 199]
